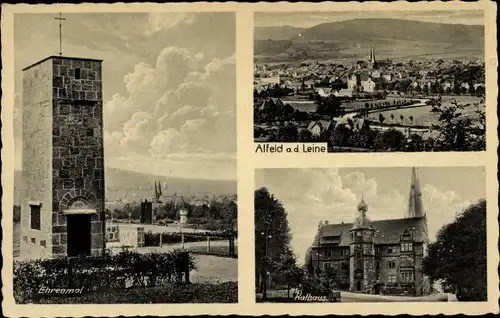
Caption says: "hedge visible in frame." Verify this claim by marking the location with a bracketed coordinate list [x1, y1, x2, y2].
[34, 282, 238, 304]
[14, 249, 196, 304]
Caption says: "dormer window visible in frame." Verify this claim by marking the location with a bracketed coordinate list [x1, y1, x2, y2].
[401, 242, 413, 252]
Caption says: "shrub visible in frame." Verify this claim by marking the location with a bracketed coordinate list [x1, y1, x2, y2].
[14, 249, 196, 304]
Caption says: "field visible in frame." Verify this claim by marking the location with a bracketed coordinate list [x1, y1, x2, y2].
[190, 254, 238, 283]
[366, 96, 484, 127]
[254, 39, 484, 63]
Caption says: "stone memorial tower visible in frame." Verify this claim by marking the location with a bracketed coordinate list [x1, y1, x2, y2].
[20, 55, 105, 259]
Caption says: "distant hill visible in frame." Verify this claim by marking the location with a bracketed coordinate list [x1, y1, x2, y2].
[292, 19, 483, 46]
[14, 167, 236, 204]
[254, 19, 484, 62]
[254, 25, 304, 41]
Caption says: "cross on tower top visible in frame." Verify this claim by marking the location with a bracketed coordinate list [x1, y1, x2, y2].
[54, 13, 66, 56]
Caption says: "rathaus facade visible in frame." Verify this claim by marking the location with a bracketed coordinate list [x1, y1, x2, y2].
[306, 167, 431, 296]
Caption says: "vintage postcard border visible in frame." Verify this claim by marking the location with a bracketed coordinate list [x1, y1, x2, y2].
[2, 1, 499, 316]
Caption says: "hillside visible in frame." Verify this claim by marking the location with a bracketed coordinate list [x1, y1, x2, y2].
[254, 18, 484, 62]
[254, 25, 304, 41]
[292, 19, 483, 46]
[14, 168, 236, 204]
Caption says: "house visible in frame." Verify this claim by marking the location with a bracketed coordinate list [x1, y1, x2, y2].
[382, 73, 393, 82]
[371, 70, 381, 79]
[361, 77, 377, 93]
[347, 74, 360, 90]
[316, 87, 333, 97]
[442, 81, 454, 91]
[307, 120, 333, 139]
[334, 88, 354, 98]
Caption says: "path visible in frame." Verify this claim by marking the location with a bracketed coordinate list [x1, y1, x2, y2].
[338, 290, 455, 302]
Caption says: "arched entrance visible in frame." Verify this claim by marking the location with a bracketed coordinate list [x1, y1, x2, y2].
[356, 281, 362, 291]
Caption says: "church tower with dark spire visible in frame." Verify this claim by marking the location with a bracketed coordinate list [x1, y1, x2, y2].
[407, 167, 424, 218]
[368, 47, 377, 69]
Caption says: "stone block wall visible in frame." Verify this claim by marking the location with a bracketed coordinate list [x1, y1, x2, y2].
[21, 59, 54, 259]
[51, 57, 105, 257]
[362, 241, 376, 293]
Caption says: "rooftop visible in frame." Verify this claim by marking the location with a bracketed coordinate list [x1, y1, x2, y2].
[22, 55, 103, 72]
[311, 216, 427, 247]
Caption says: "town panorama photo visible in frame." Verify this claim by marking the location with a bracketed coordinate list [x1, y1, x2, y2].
[253, 11, 486, 152]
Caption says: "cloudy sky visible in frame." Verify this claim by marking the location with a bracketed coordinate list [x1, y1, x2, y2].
[255, 10, 484, 27]
[14, 12, 236, 180]
[255, 166, 486, 263]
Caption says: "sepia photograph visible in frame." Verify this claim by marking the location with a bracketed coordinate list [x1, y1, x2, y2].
[253, 11, 486, 152]
[255, 167, 487, 302]
[12, 11, 237, 304]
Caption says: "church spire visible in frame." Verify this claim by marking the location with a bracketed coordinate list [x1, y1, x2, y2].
[407, 167, 424, 218]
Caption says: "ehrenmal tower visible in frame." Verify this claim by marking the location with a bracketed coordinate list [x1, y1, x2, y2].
[21, 56, 105, 259]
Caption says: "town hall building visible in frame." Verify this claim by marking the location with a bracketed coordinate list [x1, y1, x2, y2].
[305, 167, 431, 296]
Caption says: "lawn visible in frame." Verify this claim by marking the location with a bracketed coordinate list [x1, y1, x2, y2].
[366, 96, 484, 127]
[190, 254, 238, 283]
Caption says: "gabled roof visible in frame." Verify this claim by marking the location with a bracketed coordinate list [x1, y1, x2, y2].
[310, 216, 427, 247]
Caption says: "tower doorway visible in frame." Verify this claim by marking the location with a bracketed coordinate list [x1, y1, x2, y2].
[67, 214, 92, 257]
[356, 281, 362, 291]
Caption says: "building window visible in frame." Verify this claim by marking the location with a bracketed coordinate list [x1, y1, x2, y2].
[86, 128, 95, 137]
[375, 247, 381, 255]
[40, 240, 47, 248]
[376, 261, 380, 270]
[387, 247, 393, 254]
[31, 238, 36, 244]
[355, 251, 362, 258]
[388, 261, 396, 269]
[387, 275, 397, 284]
[341, 262, 349, 270]
[341, 249, 349, 256]
[30, 204, 41, 230]
[401, 271, 414, 282]
[401, 242, 413, 252]
[75, 68, 81, 79]
[323, 262, 332, 271]
[22, 236, 28, 243]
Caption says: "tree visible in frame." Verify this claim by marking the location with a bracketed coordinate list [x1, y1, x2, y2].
[378, 113, 385, 125]
[467, 85, 475, 95]
[390, 113, 395, 123]
[400, 114, 405, 123]
[406, 133, 424, 151]
[272, 251, 304, 297]
[475, 85, 485, 96]
[373, 128, 407, 151]
[298, 128, 313, 142]
[422, 84, 429, 96]
[255, 188, 295, 293]
[316, 95, 344, 116]
[423, 200, 486, 301]
[329, 124, 353, 148]
[409, 115, 414, 125]
[430, 100, 485, 151]
[278, 123, 299, 142]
